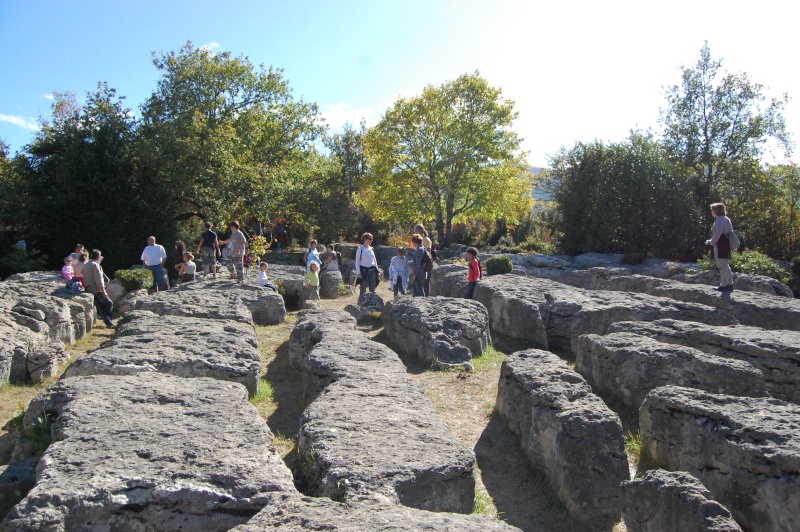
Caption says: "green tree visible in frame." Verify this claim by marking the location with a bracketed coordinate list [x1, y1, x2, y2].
[547, 132, 697, 259]
[660, 42, 791, 226]
[362, 72, 531, 247]
[139, 41, 324, 228]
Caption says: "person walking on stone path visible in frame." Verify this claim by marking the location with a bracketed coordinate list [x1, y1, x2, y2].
[196, 221, 221, 278]
[464, 247, 482, 299]
[218, 221, 247, 282]
[355, 232, 378, 296]
[83, 249, 114, 327]
[410, 233, 427, 297]
[706, 203, 735, 292]
[141, 236, 168, 291]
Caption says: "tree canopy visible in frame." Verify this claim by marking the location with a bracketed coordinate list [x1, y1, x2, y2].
[362, 72, 532, 246]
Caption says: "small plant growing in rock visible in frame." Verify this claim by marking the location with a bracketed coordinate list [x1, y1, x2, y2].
[115, 269, 155, 291]
[29, 410, 53, 455]
[485, 255, 513, 276]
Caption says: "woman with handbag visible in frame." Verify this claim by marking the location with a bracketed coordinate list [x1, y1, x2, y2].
[355, 232, 378, 296]
[705, 203, 736, 292]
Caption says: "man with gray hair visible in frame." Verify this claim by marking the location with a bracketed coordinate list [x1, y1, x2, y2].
[82, 249, 114, 327]
[141, 236, 168, 291]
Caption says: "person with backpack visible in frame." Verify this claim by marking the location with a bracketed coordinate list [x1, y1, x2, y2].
[355, 232, 378, 296]
[322, 244, 342, 272]
[464, 247, 482, 299]
[410, 233, 430, 297]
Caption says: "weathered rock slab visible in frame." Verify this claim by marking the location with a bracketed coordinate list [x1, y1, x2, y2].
[622, 469, 742, 532]
[383, 296, 490, 370]
[640, 386, 800, 532]
[496, 349, 629, 526]
[230, 492, 520, 531]
[63, 310, 262, 396]
[575, 332, 766, 410]
[26, 342, 70, 383]
[610, 319, 800, 403]
[130, 285, 255, 323]
[1, 374, 296, 532]
[320, 270, 344, 298]
[0, 458, 38, 521]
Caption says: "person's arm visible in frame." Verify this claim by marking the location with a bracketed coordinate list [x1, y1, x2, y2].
[178, 263, 186, 276]
[355, 246, 362, 277]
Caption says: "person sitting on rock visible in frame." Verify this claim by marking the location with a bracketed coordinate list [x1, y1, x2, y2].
[73, 252, 88, 288]
[389, 247, 409, 298]
[257, 261, 279, 292]
[177, 252, 197, 283]
[83, 249, 114, 328]
[61, 256, 81, 288]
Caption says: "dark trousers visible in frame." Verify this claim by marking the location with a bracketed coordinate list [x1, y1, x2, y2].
[412, 275, 425, 296]
[394, 276, 406, 296]
[359, 267, 377, 296]
[464, 281, 477, 299]
[93, 292, 113, 322]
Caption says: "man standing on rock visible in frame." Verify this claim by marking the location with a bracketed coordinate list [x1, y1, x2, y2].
[141, 236, 168, 291]
[196, 222, 221, 278]
[219, 221, 246, 282]
[83, 249, 114, 327]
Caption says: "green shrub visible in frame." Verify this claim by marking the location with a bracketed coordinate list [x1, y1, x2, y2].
[699, 250, 789, 283]
[621, 252, 646, 265]
[485, 255, 513, 276]
[791, 256, 800, 278]
[115, 269, 154, 291]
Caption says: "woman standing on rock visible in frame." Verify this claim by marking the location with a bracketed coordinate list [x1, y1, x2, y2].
[705, 203, 734, 292]
[355, 232, 378, 296]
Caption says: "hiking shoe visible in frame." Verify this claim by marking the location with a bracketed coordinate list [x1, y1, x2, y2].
[103, 318, 115, 328]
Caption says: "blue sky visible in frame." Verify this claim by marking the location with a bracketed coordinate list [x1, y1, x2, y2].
[1, 0, 797, 166]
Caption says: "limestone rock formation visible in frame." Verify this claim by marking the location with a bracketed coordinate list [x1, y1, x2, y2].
[319, 269, 344, 298]
[26, 342, 70, 383]
[640, 386, 800, 531]
[230, 492, 520, 531]
[610, 319, 800, 403]
[0, 458, 38, 521]
[382, 296, 491, 370]
[622, 469, 743, 532]
[63, 310, 262, 396]
[1, 374, 296, 531]
[496, 349, 629, 527]
[575, 332, 766, 410]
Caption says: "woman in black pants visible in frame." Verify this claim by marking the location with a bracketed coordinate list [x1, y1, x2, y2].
[355, 232, 378, 296]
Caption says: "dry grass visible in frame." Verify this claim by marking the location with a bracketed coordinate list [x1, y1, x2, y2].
[0, 324, 116, 464]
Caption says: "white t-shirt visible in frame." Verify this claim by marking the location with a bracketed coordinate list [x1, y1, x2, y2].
[355, 245, 377, 275]
[141, 244, 167, 266]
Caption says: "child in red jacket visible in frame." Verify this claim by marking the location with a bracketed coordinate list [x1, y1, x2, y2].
[464, 247, 482, 299]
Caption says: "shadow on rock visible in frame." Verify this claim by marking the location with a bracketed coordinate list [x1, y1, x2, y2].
[476, 412, 583, 532]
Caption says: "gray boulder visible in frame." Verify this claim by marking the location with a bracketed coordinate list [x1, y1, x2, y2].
[575, 332, 766, 410]
[169, 281, 286, 325]
[26, 342, 70, 383]
[610, 319, 800, 403]
[573, 252, 623, 269]
[130, 285, 255, 324]
[496, 349, 629, 527]
[105, 278, 127, 303]
[230, 492, 520, 531]
[116, 288, 148, 315]
[382, 296, 491, 371]
[622, 469, 742, 532]
[526, 254, 570, 269]
[290, 310, 476, 513]
[0, 458, 38, 521]
[319, 270, 344, 298]
[640, 386, 800, 532]
[432, 273, 734, 353]
[63, 310, 262, 397]
[1, 374, 296, 532]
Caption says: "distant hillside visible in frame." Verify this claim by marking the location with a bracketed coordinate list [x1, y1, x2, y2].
[529, 167, 550, 202]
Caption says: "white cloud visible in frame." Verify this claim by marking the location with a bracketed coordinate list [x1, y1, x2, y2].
[44, 94, 54, 100]
[0, 114, 39, 131]
[200, 41, 221, 52]
[320, 102, 378, 130]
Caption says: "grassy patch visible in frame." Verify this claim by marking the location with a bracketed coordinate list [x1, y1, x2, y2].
[250, 381, 275, 405]
[473, 485, 499, 516]
[472, 344, 506, 374]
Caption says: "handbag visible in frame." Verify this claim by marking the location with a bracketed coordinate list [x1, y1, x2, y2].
[728, 230, 741, 251]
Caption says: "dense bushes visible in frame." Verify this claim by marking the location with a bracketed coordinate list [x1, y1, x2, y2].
[485, 255, 513, 275]
[115, 269, 154, 291]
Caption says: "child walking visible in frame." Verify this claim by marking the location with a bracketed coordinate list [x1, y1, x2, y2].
[389, 247, 409, 298]
[464, 247, 482, 299]
[258, 261, 279, 292]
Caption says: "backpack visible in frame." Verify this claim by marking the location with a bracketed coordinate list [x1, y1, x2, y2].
[422, 249, 434, 273]
[476, 258, 483, 280]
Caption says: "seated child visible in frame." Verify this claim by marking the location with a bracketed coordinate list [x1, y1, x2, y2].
[177, 252, 197, 283]
[389, 247, 409, 297]
[257, 261, 279, 292]
[61, 257, 81, 288]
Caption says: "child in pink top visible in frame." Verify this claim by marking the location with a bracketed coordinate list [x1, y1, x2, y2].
[62, 257, 75, 280]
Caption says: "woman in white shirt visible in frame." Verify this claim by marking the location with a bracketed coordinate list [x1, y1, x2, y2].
[355, 232, 378, 296]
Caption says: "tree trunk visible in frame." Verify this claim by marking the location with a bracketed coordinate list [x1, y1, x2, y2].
[435, 212, 445, 248]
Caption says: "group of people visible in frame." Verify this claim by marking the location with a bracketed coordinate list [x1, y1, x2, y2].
[60, 244, 115, 328]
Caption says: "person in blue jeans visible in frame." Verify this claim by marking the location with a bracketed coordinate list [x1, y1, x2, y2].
[141, 236, 168, 291]
[389, 247, 409, 298]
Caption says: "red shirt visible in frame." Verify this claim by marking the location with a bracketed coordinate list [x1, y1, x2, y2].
[468, 258, 481, 283]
